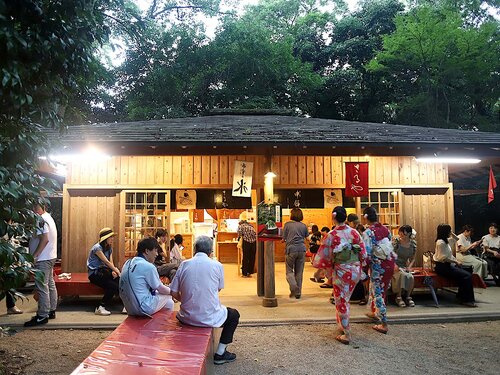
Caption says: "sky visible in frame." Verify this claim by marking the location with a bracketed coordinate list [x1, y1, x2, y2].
[104, 1, 359, 66]
[136, 0, 360, 38]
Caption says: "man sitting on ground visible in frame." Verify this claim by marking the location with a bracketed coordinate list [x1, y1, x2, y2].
[170, 235, 240, 365]
[119, 237, 174, 317]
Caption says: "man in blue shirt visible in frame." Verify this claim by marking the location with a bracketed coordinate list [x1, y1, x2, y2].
[119, 237, 174, 317]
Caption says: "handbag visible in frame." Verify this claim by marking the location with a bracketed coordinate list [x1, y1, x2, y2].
[422, 252, 433, 271]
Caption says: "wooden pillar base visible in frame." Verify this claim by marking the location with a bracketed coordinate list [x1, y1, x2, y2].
[262, 297, 278, 307]
[263, 241, 277, 307]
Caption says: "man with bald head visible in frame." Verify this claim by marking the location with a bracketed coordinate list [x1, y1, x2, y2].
[170, 235, 240, 365]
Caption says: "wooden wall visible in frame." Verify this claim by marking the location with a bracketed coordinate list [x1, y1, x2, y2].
[401, 186, 454, 266]
[67, 155, 448, 187]
[67, 155, 267, 187]
[61, 188, 122, 272]
[61, 154, 451, 272]
[272, 155, 448, 187]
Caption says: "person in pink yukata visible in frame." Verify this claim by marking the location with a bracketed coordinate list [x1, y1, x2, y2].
[318, 206, 367, 345]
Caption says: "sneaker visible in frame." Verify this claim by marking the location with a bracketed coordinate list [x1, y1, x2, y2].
[24, 315, 48, 327]
[49, 310, 56, 319]
[214, 350, 236, 365]
[121, 307, 127, 314]
[7, 306, 23, 314]
[95, 306, 111, 316]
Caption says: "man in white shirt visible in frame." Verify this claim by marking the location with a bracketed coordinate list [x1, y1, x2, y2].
[170, 235, 240, 365]
[456, 225, 488, 279]
[120, 237, 174, 316]
[25, 203, 58, 327]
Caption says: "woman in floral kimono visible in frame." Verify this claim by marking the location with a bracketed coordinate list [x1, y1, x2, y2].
[362, 206, 397, 334]
[318, 206, 367, 345]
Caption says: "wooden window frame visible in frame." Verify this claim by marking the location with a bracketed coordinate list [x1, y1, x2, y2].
[360, 189, 402, 235]
[121, 190, 170, 258]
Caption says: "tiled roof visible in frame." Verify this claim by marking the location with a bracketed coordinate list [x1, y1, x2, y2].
[53, 115, 500, 157]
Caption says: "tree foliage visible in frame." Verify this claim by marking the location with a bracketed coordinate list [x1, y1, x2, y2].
[0, 0, 122, 301]
[368, 3, 500, 129]
[94, 0, 498, 131]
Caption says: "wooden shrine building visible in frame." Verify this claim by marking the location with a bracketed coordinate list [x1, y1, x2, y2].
[50, 115, 500, 274]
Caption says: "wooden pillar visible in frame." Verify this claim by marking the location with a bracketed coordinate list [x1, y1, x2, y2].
[262, 158, 278, 307]
[256, 188, 265, 297]
[355, 197, 361, 215]
[262, 241, 277, 307]
[257, 241, 265, 297]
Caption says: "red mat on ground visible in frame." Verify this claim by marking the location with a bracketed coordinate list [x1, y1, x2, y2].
[71, 309, 213, 375]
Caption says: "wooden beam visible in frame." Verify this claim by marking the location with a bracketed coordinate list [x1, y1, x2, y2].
[64, 183, 453, 191]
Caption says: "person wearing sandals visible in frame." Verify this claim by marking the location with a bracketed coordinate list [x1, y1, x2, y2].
[392, 225, 416, 308]
[309, 225, 327, 283]
[362, 206, 396, 334]
[434, 224, 477, 307]
[320, 206, 367, 344]
[312, 227, 335, 290]
[355, 223, 369, 306]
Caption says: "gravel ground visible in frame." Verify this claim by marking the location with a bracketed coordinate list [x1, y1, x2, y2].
[0, 329, 110, 375]
[0, 321, 498, 375]
[215, 321, 500, 375]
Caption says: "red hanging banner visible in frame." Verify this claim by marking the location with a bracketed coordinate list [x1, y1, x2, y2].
[488, 165, 497, 204]
[345, 162, 369, 197]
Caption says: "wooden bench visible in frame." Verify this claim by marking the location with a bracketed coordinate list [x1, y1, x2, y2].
[55, 273, 103, 298]
[412, 267, 487, 307]
[71, 309, 214, 375]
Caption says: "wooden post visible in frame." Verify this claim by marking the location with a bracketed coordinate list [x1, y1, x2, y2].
[355, 197, 361, 215]
[257, 241, 265, 297]
[256, 188, 265, 297]
[262, 159, 278, 307]
[262, 241, 277, 307]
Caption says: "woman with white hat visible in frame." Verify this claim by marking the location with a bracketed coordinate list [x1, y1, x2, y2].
[87, 227, 122, 315]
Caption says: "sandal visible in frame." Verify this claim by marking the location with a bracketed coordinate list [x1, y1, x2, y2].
[395, 296, 406, 307]
[365, 312, 380, 323]
[335, 334, 350, 345]
[320, 284, 333, 288]
[406, 297, 415, 307]
[309, 277, 324, 283]
[372, 324, 388, 334]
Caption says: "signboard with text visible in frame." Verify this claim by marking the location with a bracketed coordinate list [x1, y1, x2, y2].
[345, 162, 369, 197]
[232, 160, 253, 198]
